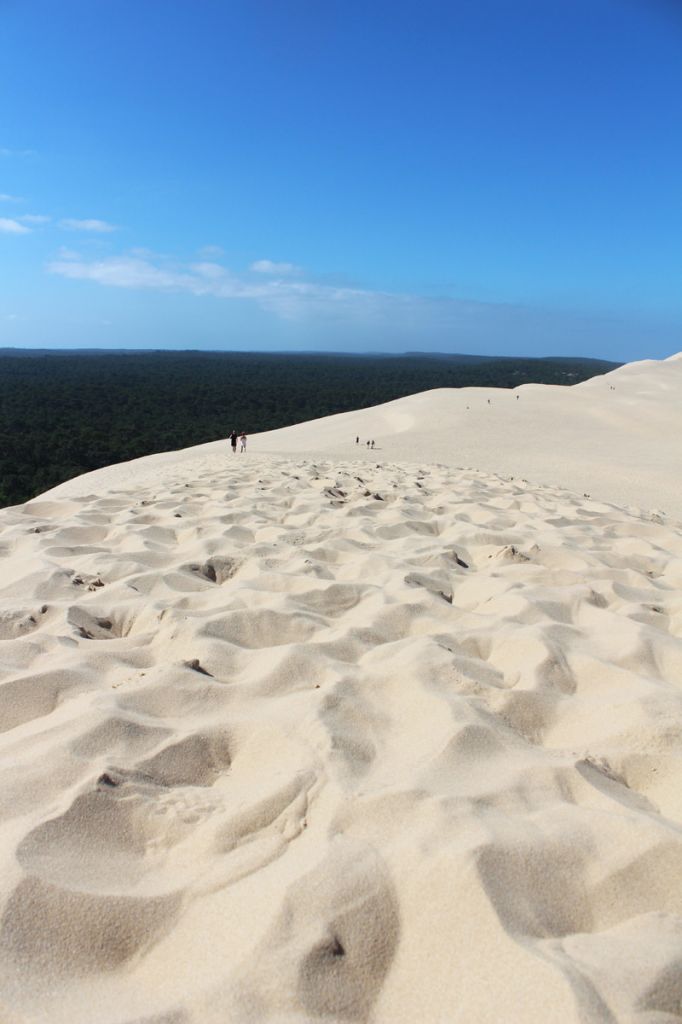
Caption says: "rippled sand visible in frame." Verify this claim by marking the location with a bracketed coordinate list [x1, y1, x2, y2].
[1, 355, 681, 1022]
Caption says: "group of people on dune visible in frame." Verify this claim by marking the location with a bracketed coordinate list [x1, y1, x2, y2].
[229, 431, 247, 454]
[229, 431, 381, 454]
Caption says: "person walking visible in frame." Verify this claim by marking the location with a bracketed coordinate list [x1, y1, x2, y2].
[239, 432, 247, 453]
[229, 430, 238, 454]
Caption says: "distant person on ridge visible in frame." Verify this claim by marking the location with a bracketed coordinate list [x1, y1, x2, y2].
[239, 432, 247, 453]
[229, 430, 238, 454]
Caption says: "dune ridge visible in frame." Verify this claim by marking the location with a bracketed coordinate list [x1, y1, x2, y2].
[44, 351, 682, 521]
[0, 354, 681, 1021]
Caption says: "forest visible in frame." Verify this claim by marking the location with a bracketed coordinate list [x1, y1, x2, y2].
[0, 350, 619, 507]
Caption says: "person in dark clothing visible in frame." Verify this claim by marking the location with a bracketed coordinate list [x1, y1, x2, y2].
[229, 430, 238, 454]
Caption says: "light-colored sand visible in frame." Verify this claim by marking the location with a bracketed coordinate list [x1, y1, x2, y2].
[45, 351, 682, 520]
[0, 354, 681, 1022]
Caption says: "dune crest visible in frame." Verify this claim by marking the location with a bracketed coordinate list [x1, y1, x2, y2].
[42, 351, 682, 521]
[1, 443, 682, 1021]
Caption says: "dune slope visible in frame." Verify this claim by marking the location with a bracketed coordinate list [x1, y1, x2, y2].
[43, 351, 682, 520]
[254, 351, 682, 520]
[0, 449, 681, 1022]
[1, 352, 681, 1022]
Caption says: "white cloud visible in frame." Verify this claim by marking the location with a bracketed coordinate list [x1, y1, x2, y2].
[19, 213, 50, 224]
[198, 244, 224, 258]
[47, 248, 653, 356]
[0, 148, 35, 158]
[250, 259, 302, 276]
[59, 218, 117, 232]
[56, 246, 82, 261]
[38, 245, 677, 355]
[190, 261, 228, 280]
[50, 250, 586, 343]
[49, 255, 185, 289]
[0, 193, 21, 202]
[0, 217, 30, 234]
[47, 252, 381, 321]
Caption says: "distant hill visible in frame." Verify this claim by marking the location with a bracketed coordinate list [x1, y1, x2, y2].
[0, 349, 620, 507]
[404, 351, 618, 367]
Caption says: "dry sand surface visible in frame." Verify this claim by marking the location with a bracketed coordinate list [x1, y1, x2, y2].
[44, 351, 682, 520]
[0, 354, 681, 1022]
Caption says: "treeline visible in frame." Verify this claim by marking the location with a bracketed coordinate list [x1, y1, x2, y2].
[0, 350, 618, 507]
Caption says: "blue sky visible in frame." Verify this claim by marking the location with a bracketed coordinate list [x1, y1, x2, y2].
[1, 0, 680, 360]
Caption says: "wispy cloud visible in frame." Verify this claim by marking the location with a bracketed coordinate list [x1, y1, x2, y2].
[0, 217, 30, 234]
[250, 258, 302, 276]
[19, 213, 50, 225]
[129, 246, 158, 259]
[0, 193, 21, 203]
[0, 148, 35, 158]
[47, 252, 388, 322]
[59, 218, 117, 233]
[198, 244, 224, 258]
[46, 252, 484, 335]
[45, 248, 655, 352]
[50, 255, 182, 289]
[56, 245, 82, 261]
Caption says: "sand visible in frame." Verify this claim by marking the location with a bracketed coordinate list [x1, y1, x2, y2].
[45, 351, 682, 521]
[0, 353, 681, 1022]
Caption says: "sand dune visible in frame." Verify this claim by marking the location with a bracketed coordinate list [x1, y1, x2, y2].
[44, 351, 682, 520]
[254, 351, 682, 520]
[0, 355, 681, 1021]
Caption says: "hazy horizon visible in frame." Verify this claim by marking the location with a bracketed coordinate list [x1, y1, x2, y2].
[0, 345, 623, 363]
